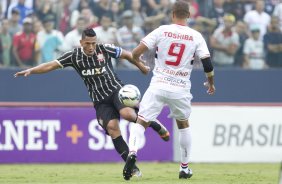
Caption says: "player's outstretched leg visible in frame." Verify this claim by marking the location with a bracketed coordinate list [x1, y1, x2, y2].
[112, 136, 142, 178]
[123, 152, 137, 180]
[178, 126, 192, 179]
[128, 107, 170, 142]
[149, 119, 170, 141]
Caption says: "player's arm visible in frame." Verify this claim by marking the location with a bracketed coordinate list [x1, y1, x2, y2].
[120, 45, 150, 74]
[201, 57, 215, 95]
[14, 61, 61, 77]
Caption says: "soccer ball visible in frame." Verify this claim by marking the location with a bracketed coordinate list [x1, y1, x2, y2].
[118, 84, 141, 107]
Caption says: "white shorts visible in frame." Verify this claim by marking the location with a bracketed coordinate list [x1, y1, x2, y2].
[138, 88, 192, 122]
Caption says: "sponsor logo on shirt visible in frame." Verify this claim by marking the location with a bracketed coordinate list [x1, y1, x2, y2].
[82, 67, 106, 76]
[97, 53, 105, 62]
[164, 32, 193, 41]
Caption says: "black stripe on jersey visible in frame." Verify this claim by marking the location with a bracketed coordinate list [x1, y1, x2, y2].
[89, 54, 109, 97]
[78, 48, 101, 101]
[96, 45, 113, 93]
[83, 49, 104, 101]
[84, 51, 103, 101]
[98, 44, 119, 90]
[100, 44, 122, 89]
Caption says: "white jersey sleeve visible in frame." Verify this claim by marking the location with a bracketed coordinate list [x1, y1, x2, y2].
[195, 34, 210, 59]
[141, 27, 161, 50]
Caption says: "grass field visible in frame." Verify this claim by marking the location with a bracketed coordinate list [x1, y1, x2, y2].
[0, 163, 279, 184]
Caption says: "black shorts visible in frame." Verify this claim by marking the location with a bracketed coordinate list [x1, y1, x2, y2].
[94, 89, 126, 133]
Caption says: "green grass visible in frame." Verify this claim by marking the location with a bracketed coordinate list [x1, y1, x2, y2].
[0, 163, 279, 184]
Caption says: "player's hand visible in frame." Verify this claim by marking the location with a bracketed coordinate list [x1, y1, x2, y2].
[136, 61, 150, 75]
[14, 69, 32, 77]
[204, 82, 215, 95]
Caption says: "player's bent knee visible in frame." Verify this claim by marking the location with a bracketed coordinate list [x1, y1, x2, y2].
[106, 121, 121, 138]
[120, 107, 137, 122]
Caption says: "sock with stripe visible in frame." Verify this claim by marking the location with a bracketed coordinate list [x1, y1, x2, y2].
[148, 121, 161, 132]
[128, 123, 145, 154]
[179, 127, 192, 168]
[112, 135, 128, 161]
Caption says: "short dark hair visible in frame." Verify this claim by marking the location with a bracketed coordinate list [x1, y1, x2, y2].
[82, 28, 96, 39]
[173, 0, 190, 19]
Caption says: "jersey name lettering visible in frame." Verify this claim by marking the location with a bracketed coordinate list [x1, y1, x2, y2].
[164, 32, 193, 41]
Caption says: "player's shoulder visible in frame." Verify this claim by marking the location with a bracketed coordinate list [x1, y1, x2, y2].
[187, 26, 203, 37]
[98, 43, 118, 50]
[62, 49, 75, 57]
[183, 26, 204, 41]
[158, 24, 176, 31]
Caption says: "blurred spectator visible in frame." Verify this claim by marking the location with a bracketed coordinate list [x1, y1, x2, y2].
[37, 15, 64, 63]
[243, 25, 266, 70]
[273, 2, 282, 31]
[9, 8, 22, 37]
[32, 19, 42, 64]
[90, 0, 111, 22]
[234, 21, 249, 67]
[196, 0, 225, 32]
[116, 10, 144, 69]
[264, 0, 276, 15]
[210, 14, 240, 67]
[157, 0, 171, 24]
[13, 17, 36, 68]
[35, 0, 56, 24]
[57, 0, 72, 35]
[63, 16, 87, 51]
[70, 0, 89, 28]
[110, 1, 121, 27]
[0, 19, 12, 67]
[186, 0, 200, 19]
[123, 0, 132, 11]
[0, 3, 4, 21]
[224, 0, 245, 20]
[80, 8, 99, 28]
[0, 37, 2, 66]
[7, 0, 33, 24]
[32, 19, 43, 34]
[207, 0, 225, 28]
[94, 14, 117, 44]
[142, 0, 162, 16]
[142, 0, 169, 34]
[264, 16, 282, 68]
[244, 0, 271, 39]
[131, 0, 145, 27]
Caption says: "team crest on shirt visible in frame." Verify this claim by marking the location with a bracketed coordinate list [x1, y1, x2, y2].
[97, 53, 105, 62]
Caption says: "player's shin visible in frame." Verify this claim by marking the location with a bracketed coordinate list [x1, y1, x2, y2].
[148, 121, 161, 132]
[179, 127, 192, 167]
[128, 123, 145, 154]
[112, 135, 129, 161]
[179, 127, 193, 178]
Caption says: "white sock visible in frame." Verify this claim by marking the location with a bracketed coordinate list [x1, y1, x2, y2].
[128, 123, 145, 155]
[179, 127, 192, 167]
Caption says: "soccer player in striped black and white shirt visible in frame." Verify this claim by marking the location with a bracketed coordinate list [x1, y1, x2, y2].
[15, 28, 170, 177]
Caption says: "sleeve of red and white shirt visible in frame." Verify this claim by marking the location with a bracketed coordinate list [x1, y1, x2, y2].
[141, 27, 161, 50]
[195, 33, 210, 59]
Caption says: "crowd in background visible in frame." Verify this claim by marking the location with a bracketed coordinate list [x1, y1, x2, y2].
[0, 0, 282, 70]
